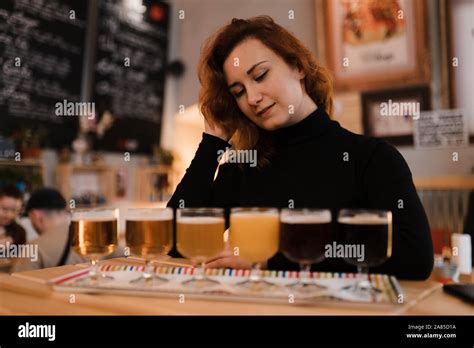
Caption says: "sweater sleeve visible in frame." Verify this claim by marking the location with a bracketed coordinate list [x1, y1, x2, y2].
[362, 141, 434, 280]
[167, 133, 234, 209]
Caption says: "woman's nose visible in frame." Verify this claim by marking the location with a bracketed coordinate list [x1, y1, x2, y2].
[246, 87, 263, 106]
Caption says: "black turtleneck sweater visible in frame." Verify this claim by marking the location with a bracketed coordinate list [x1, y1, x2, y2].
[167, 107, 433, 280]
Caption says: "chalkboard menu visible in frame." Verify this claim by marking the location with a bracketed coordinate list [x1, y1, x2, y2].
[92, 0, 169, 154]
[0, 0, 86, 149]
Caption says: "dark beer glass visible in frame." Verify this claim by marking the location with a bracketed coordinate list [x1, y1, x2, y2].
[338, 209, 392, 298]
[280, 208, 332, 292]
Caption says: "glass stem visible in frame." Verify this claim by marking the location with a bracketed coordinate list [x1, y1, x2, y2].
[196, 261, 206, 280]
[250, 263, 261, 282]
[144, 259, 154, 280]
[90, 257, 99, 280]
[357, 266, 370, 290]
[300, 263, 311, 286]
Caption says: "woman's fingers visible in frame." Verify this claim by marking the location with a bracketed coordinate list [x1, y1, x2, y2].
[205, 256, 252, 270]
[205, 248, 233, 264]
[204, 257, 233, 269]
[203, 116, 233, 142]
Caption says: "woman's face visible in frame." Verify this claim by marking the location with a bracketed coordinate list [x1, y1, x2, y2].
[0, 197, 22, 226]
[223, 38, 315, 131]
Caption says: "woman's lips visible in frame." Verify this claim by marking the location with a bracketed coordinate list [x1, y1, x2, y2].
[258, 103, 275, 117]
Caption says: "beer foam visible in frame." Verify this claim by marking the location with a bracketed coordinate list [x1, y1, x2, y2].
[281, 211, 331, 224]
[71, 210, 118, 221]
[126, 209, 173, 221]
[338, 214, 388, 225]
[178, 216, 224, 224]
[71, 216, 116, 222]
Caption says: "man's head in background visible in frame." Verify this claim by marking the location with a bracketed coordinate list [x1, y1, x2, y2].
[0, 185, 23, 227]
[25, 188, 68, 235]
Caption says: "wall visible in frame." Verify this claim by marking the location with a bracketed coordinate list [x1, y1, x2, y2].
[40, 149, 149, 201]
[396, 0, 474, 177]
[451, 0, 474, 134]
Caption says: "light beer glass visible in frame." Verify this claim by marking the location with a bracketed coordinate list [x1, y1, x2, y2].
[177, 208, 225, 288]
[230, 207, 279, 291]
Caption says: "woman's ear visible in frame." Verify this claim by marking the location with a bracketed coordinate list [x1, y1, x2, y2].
[297, 69, 306, 80]
[293, 64, 306, 80]
[288, 58, 305, 79]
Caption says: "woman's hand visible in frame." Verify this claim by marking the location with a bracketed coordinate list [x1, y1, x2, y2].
[204, 116, 233, 142]
[204, 248, 253, 270]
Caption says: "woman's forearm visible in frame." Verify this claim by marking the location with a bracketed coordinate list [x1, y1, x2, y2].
[167, 133, 231, 208]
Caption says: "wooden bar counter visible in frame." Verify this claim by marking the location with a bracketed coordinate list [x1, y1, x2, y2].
[0, 258, 472, 315]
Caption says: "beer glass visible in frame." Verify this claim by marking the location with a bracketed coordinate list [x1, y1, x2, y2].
[230, 207, 279, 291]
[71, 208, 118, 284]
[125, 208, 173, 286]
[280, 208, 332, 291]
[176, 208, 225, 288]
[338, 209, 392, 298]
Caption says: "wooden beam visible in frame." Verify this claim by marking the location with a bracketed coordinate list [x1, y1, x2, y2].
[414, 176, 474, 190]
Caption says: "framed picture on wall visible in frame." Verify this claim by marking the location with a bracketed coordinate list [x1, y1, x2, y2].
[361, 85, 431, 145]
[323, 0, 431, 91]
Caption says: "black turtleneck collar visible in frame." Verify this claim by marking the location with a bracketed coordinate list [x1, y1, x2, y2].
[271, 106, 333, 145]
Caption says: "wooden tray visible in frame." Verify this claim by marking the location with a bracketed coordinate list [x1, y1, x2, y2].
[50, 264, 404, 308]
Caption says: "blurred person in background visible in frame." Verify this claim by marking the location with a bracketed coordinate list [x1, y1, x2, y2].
[11, 188, 86, 272]
[0, 185, 26, 247]
[11, 188, 125, 272]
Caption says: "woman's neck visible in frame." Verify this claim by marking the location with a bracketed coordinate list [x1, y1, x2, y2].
[284, 95, 318, 128]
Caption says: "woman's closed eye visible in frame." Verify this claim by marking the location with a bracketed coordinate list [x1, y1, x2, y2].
[255, 70, 268, 82]
[234, 89, 245, 98]
[232, 70, 269, 98]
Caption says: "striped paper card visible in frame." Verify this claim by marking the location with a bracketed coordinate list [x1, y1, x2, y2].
[50, 265, 403, 306]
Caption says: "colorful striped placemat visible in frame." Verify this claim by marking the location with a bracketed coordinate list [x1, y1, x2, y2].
[50, 264, 403, 306]
[97, 264, 361, 279]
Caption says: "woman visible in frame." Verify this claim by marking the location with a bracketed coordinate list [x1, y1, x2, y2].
[167, 16, 433, 280]
[0, 186, 26, 246]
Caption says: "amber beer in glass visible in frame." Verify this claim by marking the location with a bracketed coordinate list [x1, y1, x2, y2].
[125, 208, 173, 285]
[71, 208, 118, 283]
